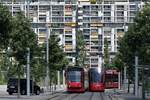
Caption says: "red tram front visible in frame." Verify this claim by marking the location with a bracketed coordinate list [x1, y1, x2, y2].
[105, 69, 119, 89]
[65, 67, 85, 92]
[88, 67, 105, 92]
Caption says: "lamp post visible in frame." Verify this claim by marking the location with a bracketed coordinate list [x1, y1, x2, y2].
[26, 0, 31, 96]
[135, 51, 139, 96]
[123, 23, 127, 90]
[26, 48, 30, 96]
[45, 23, 50, 91]
[17, 62, 20, 98]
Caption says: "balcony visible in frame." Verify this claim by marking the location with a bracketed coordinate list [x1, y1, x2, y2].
[129, 5, 137, 11]
[90, 49, 99, 53]
[65, 45, 72, 49]
[65, 28, 72, 32]
[65, 31, 72, 35]
[90, 22, 103, 27]
[91, 5, 99, 10]
[117, 32, 124, 38]
[78, 0, 89, 1]
[91, 32, 98, 39]
[65, 36, 72, 41]
[38, 37, 46, 44]
[116, 6, 124, 11]
[78, 10, 83, 14]
[91, 35, 98, 39]
[90, 0, 96, 4]
[38, 33, 46, 38]
[64, 11, 72, 16]
[91, 59, 98, 64]
[65, 45, 73, 51]
[104, 5, 111, 11]
[65, 22, 76, 27]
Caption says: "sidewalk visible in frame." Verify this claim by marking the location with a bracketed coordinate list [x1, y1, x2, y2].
[0, 92, 52, 100]
[0, 85, 65, 100]
[111, 88, 150, 100]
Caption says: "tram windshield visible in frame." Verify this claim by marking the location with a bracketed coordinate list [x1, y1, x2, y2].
[67, 71, 81, 82]
[90, 71, 102, 83]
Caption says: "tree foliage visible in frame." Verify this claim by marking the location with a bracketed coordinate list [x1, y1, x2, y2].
[104, 38, 110, 69]
[76, 30, 86, 67]
[0, 7, 38, 80]
[111, 52, 124, 70]
[0, 4, 68, 83]
[48, 35, 68, 71]
[0, 4, 12, 49]
[10, 12, 38, 65]
[119, 4, 150, 66]
[30, 46, 46, 82]
[112, 4, 150, 82]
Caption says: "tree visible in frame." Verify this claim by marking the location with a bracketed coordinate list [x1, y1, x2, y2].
[46, 35, 68, 85]
[0, 4, 45, 84]
[0, 12, 38, 80]
[76, 30, 86, 67]
[0, 4, 12, 50]
[0, 4, 16, 81]
[119, 4, 150, 65]
[10, 12, 38, 66]
[30, 46, 46, 82]
[117, 4, 150, 95]
[111, 53, 124, 71]
[104, 38, 110, 69]
[48, 35, 68, 71]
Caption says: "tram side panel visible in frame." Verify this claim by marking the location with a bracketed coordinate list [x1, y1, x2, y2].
[105, 70, 119, 89]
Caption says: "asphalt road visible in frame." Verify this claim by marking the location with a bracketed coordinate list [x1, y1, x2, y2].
[0, 88, 118, 100]
[48, 91, 114, 100]
[0, 85, 127, 100]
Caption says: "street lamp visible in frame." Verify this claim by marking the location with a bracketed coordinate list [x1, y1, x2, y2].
[45, 23, 51, 91]
[26, 47, 30, 96]
[135, 51, 139, 96]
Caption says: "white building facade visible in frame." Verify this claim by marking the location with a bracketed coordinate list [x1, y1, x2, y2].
[2, 0, 144, 68]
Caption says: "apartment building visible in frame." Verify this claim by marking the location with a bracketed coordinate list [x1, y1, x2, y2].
[2, 0, 144, 68]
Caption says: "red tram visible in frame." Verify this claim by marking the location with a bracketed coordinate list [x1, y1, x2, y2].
[105, 69, 119, 89]
[65, 67, 86, 92]
[88, 67, 105, 92]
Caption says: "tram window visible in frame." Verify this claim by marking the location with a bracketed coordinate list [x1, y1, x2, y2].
[105, 75, 112, 82]
[67, 71, 81, 82]
[105, 74, 118, 82]
[90, 72, 102, 83]
[112, 75, 118, 82]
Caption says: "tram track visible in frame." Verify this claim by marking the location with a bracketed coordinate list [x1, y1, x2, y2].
[53, 93, 71, 100]
[48, 92, 63, 100]
[70, 93, 81, 99]
[89, 92, 94, 100]
[99, 92, 105, 100]
[49, 92, 81, 100]
[108, 94, 114, 100]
